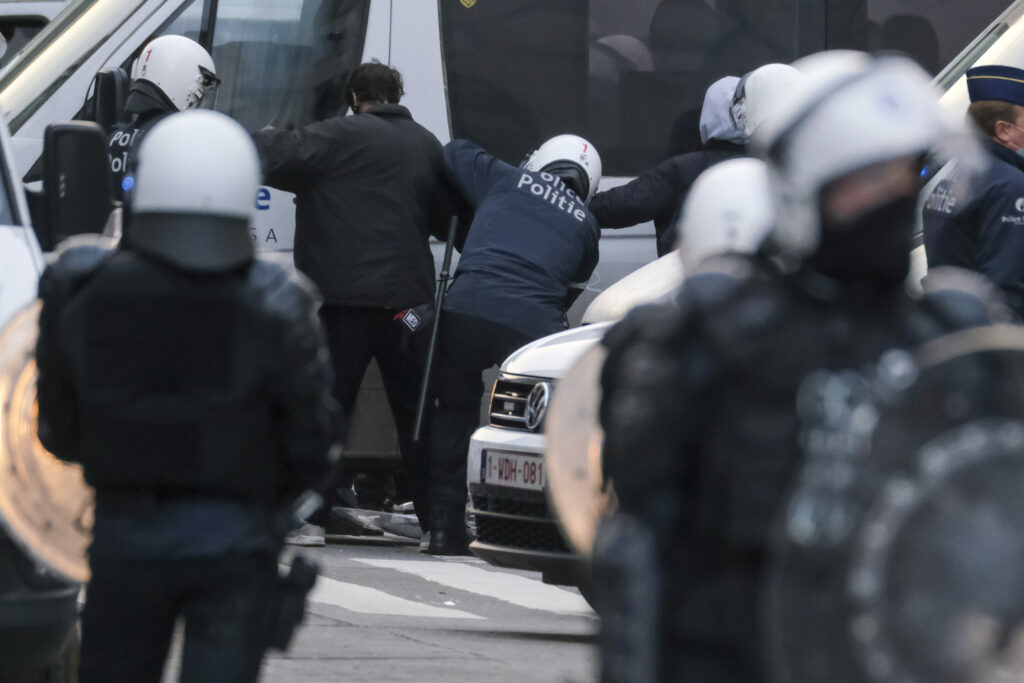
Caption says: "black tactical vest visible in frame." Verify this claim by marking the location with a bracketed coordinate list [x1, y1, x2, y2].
[53, 249, 286, 503]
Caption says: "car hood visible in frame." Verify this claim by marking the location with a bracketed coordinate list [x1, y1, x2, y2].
[582, 250, 684, 324]
[501, 322, 613, 379]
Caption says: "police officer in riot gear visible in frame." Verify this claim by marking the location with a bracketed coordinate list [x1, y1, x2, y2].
[425, 134, 601, 555]
[923, 64, 1024, 320]
[107, 35, 218, 203]
[36, 110, 339, 683]
[594, 52, 997, 683]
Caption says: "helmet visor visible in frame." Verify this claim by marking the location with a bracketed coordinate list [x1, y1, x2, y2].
[198, 65, 220, 91]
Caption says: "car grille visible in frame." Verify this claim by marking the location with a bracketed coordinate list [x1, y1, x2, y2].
[470, 484, 571, 554]
[489, 374, 543, 430]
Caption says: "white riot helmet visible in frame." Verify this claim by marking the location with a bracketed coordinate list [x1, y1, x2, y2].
[131, 35, 219, 111]
[676, 158, 773, 274]
[752, 51, 972, 260]
[731, 63, 802, 138]
[522, 134, 602, 203]
[131, 110, 259, 271]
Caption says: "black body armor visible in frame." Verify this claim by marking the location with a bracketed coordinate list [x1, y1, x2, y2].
[36, 240, 337, 505]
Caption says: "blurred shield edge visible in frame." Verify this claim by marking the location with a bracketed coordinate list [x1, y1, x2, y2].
[769, 324, 1024, 683]
[0, 303, 92, 585]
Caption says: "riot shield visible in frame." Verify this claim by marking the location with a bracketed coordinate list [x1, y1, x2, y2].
[0, 304, 92, 584]
[768, 324, 1024, 683]
[545, 344, 612, 557]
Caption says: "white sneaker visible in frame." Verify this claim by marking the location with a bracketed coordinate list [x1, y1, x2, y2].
[285, 523, 325, 547]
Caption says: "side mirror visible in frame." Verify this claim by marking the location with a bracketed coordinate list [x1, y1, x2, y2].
[91, 68, 129, 133]
[38, 122, 112, 251]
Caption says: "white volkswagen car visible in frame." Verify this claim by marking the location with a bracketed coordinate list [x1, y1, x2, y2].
[465, 252, 684, 587]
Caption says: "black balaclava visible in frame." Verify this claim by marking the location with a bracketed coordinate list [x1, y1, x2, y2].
[125, 79, 178, 117]
[541, 161, 589, 202]
[806, 186, 919, 289]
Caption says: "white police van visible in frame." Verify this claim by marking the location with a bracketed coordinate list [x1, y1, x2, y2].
[0, 0, 1010, 470]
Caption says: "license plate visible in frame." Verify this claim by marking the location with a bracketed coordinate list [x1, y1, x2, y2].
[482, 450, 545, 491]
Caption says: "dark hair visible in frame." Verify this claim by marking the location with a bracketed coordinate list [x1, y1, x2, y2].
[344, 62, 404, 108]
[968, 100, 1022, 137]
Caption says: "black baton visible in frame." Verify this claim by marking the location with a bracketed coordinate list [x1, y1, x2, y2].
[412, 216, 459, 443]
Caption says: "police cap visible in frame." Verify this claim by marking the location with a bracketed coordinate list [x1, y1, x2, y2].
[966, 65, 1024, 106]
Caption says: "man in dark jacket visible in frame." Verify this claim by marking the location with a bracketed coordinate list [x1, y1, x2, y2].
[253, 62, 452, 535]
[923, 64, 1024, 320]
[107, 35, 218, 204]
[590, 64, 800, 256]
[425, 135, 601, 554]
[589, 76, 747, 255]
[37, 111, 339, 683]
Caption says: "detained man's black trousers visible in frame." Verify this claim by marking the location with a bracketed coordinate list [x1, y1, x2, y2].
[318, 304, 431, 528]
[427, 311, 533, 532]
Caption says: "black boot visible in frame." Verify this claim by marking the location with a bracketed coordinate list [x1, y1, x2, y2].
[424, 527, 471, 556]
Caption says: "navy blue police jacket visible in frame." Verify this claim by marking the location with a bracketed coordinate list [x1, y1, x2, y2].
[923, 138, 1024, 319]
[442, 140, 600, 340]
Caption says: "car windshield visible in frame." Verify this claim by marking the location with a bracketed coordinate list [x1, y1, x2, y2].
[935, 0, 1024, 111]
[0, 0, 147, 131]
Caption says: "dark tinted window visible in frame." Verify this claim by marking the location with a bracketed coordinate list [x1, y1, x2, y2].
[828, 0, 1015, 75]
[441, 0, 802, 176]
[0, 18, 48, 70]
[442, 0, 1016, 177]
[209, 0, 370, 131]
[147, 0, 370, 132]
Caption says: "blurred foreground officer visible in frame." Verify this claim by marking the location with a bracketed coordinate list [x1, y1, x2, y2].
[595, 53, 996, 682]
[107, 35, 218, 203]
[254, 62, 452, 536]
[426, 135, 601, 554]
[36, 111, 339, 683]
[923, 64, 1024, 319]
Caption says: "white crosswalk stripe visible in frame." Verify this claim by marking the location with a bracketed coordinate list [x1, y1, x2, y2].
[309, 573, 483, 620]
[352, 558, 594, 616]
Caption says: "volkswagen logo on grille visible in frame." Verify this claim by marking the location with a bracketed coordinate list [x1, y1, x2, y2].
[524, 382, 553, 431]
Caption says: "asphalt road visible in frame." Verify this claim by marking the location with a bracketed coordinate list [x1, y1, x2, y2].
[164, 533, 598, 682]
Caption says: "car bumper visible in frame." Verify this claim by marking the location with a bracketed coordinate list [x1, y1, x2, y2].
[467, 426, 584, 585]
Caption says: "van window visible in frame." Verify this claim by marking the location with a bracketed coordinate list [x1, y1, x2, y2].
[0, 0, 130, 133]
[148, 0, 369, 132]
[212, 0, 369, 131]
[828, 0, 1015, 75]
[441, 0, 1016, 177]
[440, 0, 802, 176]
[0, 18, 49, 70]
